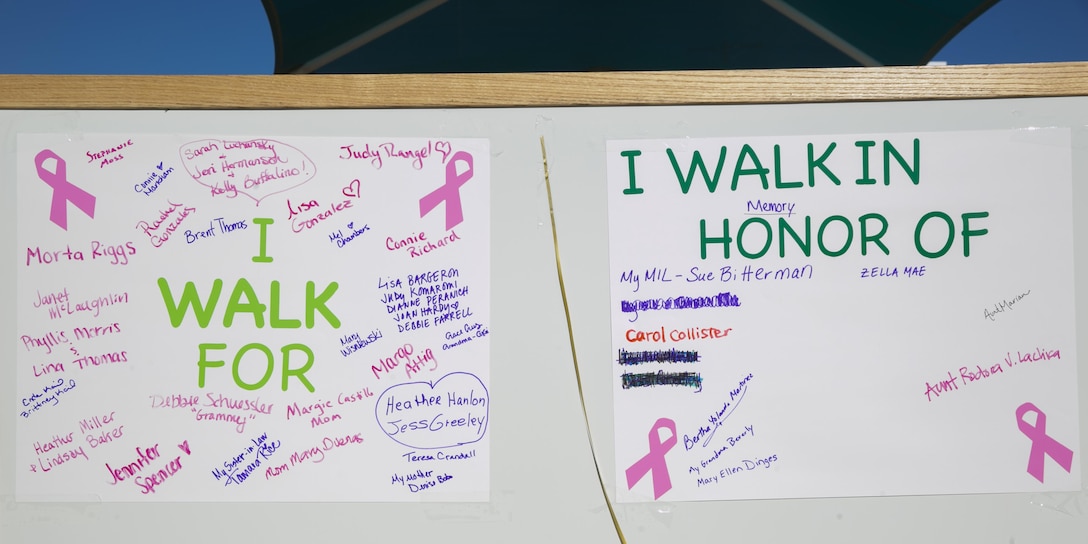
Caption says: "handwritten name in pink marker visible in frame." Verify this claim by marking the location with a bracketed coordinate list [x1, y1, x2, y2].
[923, 347, 1062, 402]
[339, 140, 453, 170]
[134, 201, 197, 248]
[180, 138, 315, 205]
[86, 138, 133, 168]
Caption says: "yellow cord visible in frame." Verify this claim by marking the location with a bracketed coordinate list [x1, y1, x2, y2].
[540, 136, 627, 544]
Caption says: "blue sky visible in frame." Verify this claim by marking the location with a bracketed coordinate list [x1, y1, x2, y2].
[0, 0, 273, 74]
[936, 0, 1088, 64]
[0, 0, 1085, 74]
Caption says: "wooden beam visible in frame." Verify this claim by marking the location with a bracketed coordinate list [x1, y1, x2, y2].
[0, 62, 1086, 110]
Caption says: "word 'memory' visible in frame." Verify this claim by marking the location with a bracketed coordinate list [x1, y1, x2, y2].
[157, 218, 339, 392]
[747, 200, 795, 217]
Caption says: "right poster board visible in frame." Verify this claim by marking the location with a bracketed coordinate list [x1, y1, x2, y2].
[605, 128, 1077, 501]
[541, 92, 1088, 544]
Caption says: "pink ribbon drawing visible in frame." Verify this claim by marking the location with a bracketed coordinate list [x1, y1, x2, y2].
[1016, 402, 1074, 483]
[625, 418, 677, 500]
[419, 151, 473, 230]
[35, 149, 96, 230]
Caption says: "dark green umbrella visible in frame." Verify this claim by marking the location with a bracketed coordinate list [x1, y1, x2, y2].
[263, 0, 999, 74]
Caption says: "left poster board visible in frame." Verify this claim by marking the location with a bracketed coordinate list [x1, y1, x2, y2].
[15, 132, 491, 501]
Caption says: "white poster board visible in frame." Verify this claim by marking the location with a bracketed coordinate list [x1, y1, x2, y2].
[15, 133, 491, 501]
[606, 129, 1079, 502]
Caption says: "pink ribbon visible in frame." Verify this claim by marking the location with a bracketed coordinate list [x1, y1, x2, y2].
[419, 151, 473, 230]
[625, 418, 677, 500]
[35, 149, 96, 230]
[1016, 402, 1074, 483]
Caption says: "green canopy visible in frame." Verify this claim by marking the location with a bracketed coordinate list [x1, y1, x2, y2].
[262, 0, 999, 74]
